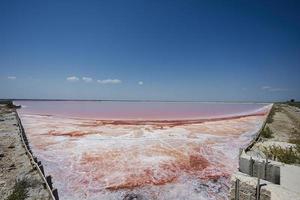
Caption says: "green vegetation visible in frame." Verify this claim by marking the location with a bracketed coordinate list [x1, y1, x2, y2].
[0, 100, 21, 109]
[286, 101, 300, 109]
[289, 129, 300, 146]
[289, 136, 300, 158]
[261, 126, 273, 138]
[262, 145, 300, 164]
[6, 179, 30, 200]
[265, 104, 282, 124]
[0, 100, 12, 104]
[289, 138, 300, 145]
[266, 107, 275, 124]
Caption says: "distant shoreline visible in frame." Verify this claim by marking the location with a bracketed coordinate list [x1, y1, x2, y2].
[0, 98, 274, 104]
[19, 107, 270, 126]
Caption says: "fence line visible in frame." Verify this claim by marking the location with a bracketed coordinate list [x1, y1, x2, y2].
[245, 104, 273, 152]
[15, 110, 59, 200]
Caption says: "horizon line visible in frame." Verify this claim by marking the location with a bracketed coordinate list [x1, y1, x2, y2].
[0, 98, 276, 104]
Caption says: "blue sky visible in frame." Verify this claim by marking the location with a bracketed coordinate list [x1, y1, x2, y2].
[0, 0, 299, 101]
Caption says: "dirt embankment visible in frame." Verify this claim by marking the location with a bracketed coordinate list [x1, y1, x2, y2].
[0, 104, 51, 200]
[248, 103, 300, 164]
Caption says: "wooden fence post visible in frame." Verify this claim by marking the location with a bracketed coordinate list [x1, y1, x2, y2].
[46, 176, 53, 190]
[52, 188, 59, 200]
[256, 178, 260, 200]
[235, 179, 240, 200]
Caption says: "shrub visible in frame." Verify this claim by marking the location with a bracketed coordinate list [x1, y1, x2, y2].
[5, 101, 21, 109]
[262, 145, 300, 164]
[6, 179, 30, 200]
[261, 126, 273, 138]
[287, 101, 300, 109]
[289, 138, 300, 145]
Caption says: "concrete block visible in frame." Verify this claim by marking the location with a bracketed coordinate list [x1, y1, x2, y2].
[281, 164, 300, 193]
[239, 157, 250, 174]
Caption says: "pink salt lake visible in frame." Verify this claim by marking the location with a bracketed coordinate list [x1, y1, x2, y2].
[16, 101, 271, 200]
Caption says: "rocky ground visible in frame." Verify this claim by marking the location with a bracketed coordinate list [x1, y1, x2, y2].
[0, 104, 51, 200]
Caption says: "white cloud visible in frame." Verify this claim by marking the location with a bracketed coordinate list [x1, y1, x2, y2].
[82, 77, 93, 82]
[269, 88, 289, 92]
[66, 76, 79, 82]
[138, 81, 143, 85]
[261, 86, 289, 92]
[97, 79, 122, 84]
[7, 76, 16, 80]
[261, 86, 271, 90]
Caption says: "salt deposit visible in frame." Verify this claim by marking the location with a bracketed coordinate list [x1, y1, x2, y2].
[16, 101, 271, 200]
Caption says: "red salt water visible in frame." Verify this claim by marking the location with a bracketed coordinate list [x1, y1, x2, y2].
[16, 101, 271, 200]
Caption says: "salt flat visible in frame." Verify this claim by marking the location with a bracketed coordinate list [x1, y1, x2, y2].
[16, 105, 270, 199]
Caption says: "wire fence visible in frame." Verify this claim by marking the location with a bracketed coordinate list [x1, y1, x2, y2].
[15, 110, 59, 200]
